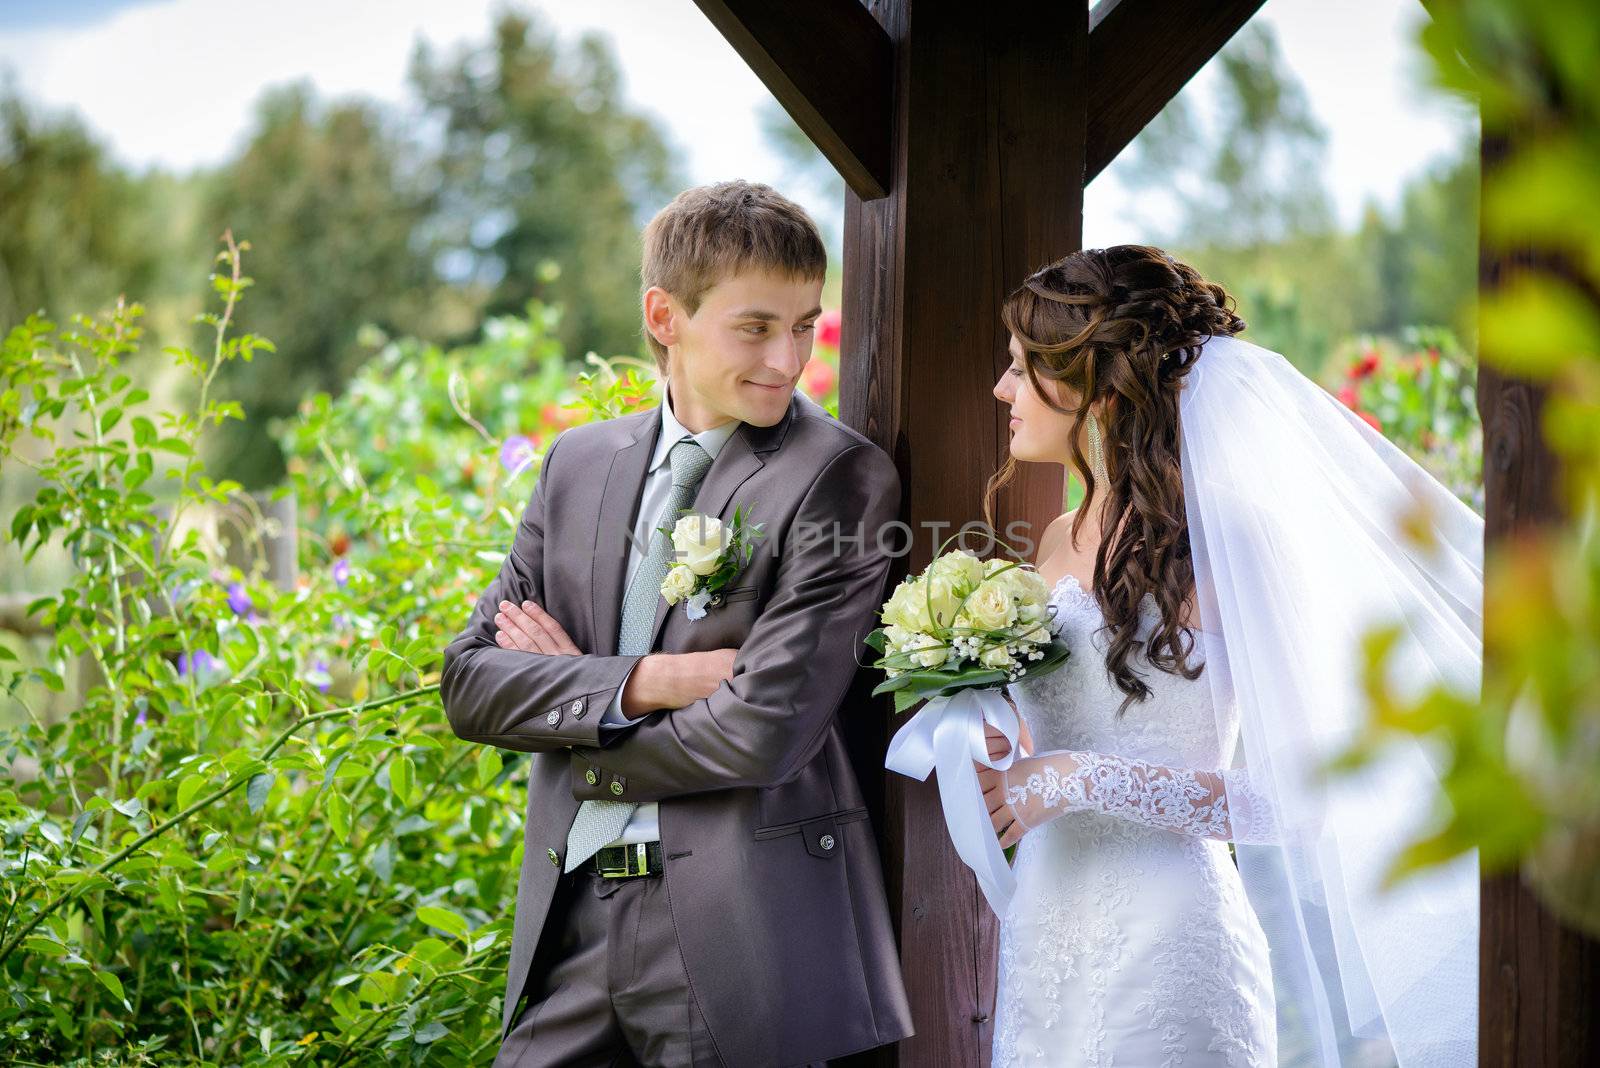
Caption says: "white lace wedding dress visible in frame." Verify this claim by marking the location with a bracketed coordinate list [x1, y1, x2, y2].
[993, 573, 1277, 1067]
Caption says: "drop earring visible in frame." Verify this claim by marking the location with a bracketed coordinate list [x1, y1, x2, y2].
[1085, 410, 1109, 485]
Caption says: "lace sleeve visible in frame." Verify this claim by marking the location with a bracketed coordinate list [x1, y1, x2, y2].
[1002, 750, 1277, 844]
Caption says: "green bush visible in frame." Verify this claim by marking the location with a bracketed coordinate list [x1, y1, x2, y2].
[0, 234, 655, 1064]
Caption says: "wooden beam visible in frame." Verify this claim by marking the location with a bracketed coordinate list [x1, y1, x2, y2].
[1084, 0, 1267, 183]
[692, 0, 893, 200]
[840, 0, 1080, 1062]
[1476, 127, 1600, 1068]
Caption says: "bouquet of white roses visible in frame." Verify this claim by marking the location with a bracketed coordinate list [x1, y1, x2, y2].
[866, 547, 1070, 713]
[874, 537, 1070, 918]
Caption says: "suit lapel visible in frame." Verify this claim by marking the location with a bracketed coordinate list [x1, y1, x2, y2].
[590, 413, 660, 657]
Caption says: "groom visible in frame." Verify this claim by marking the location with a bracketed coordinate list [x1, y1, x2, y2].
[441, 181, 913, 1067]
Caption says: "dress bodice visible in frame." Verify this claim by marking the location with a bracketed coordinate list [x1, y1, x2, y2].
[1011, 573, 1236, 771]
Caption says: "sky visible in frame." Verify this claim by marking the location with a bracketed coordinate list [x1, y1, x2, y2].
[0, 0, 1477, 247]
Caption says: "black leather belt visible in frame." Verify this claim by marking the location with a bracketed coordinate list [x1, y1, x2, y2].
[587, 841, 665, 878]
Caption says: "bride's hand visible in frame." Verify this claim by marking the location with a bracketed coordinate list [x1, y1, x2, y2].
[981, 691, 1034, 765]
[978, 761, 1030, 849]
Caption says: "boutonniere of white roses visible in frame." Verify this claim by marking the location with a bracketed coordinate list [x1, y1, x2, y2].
[659, 503, 766, 620]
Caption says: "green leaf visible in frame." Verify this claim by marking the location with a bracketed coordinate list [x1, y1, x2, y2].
[476, 747, 503, 789]
[416, 906, 468, 939]
[246, 772, 274, 815]
[390, 754, 416, 806]
[413, 1021, 449, 1044]
[328, 791, 351, 843]
[95, 970, 125, 1003]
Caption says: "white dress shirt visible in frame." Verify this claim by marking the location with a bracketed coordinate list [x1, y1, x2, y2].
[596, 376, 740, 846]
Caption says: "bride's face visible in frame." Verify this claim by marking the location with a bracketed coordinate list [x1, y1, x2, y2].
[994, 334, 1094, 473]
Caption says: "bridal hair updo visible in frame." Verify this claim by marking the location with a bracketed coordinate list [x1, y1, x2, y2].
[987, 244, 1246, 713]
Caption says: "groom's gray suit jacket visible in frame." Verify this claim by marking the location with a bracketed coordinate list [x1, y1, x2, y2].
[440, 388, 915, 1064]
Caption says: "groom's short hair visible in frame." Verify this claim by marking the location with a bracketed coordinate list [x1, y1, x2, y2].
[640, 180, 827, 371]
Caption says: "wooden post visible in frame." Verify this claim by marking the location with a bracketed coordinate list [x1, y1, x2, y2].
[1476, 129, 1600, 1068]
[840, 1, 1080, 1061]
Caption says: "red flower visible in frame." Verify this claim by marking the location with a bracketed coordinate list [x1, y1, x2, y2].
[1337, 385, 1359, 408]
[330, 531, 351, 557]
[1349, 350, 1380, 380]
[1357, 410, 1382, 432]
[816, 309, 842, 349]
[802, 359, 837, 398]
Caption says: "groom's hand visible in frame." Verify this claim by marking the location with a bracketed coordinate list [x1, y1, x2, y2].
[494, 600, 581, 655]
[618, 649, 739, 720]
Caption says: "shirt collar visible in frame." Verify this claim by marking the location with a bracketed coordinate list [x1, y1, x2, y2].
[649, 376, 741, 473]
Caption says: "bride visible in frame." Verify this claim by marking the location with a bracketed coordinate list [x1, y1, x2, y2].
[974, 246, 1481, 1067]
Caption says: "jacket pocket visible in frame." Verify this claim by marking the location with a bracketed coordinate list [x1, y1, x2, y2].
[708, 584, 759, 607]
[752, 805, 869, 841]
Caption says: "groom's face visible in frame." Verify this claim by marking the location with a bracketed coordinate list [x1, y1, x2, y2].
[654, 269, 824, 430]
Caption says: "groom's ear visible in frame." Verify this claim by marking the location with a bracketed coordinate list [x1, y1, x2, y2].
[642, 286, 679, 351]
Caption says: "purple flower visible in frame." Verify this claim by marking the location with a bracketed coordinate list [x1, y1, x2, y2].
[332, 611, 351, 631]
[499, 435, 537, 475]
[227, 582, 252, 616]
[332, 558, 350, 588]
[310, 657, 331, 694]
[134, 707, 147, 727]
[177, 649, 218, 677]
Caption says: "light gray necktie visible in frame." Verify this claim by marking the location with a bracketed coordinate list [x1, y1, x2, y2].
[564, 437, 714, 872]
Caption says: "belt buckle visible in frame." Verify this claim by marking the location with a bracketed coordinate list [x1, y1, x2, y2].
[598, 843, 650, 879]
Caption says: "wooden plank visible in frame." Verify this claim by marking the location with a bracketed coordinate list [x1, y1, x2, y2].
[840, 0, 1080, 1061]
[1084, 0, 1266, 183]
[1476, 127, 1600, 1068]
[692, 0, 893, 199]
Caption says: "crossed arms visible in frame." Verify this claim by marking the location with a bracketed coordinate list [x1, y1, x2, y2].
[439, 431, 902, 802]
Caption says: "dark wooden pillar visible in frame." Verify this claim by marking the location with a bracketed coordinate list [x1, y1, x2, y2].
[1477, 129, 1600, 1068]
[841, 1, 1081, 1061]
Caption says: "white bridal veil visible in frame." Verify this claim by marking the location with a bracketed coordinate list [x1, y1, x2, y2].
[1180, 333, 1482, 1067]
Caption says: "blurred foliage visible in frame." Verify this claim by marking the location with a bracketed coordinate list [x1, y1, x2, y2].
[1110, 23, 1478, 377]
[1337, 0, 1600, 937]
[409, 11, 683, 366]
[201, 83, 450, 489]
[0, 9, 683, 495]
[1324, 326, 1483, 511]
[0, 84, 180, 339]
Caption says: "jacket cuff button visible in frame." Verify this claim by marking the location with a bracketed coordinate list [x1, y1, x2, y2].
[585, 768, 599, 786]
[609, 781, 625, 796]
[546, 709, 561, 727]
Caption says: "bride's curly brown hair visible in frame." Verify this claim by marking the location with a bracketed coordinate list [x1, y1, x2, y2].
[986, 244, 1246, 714]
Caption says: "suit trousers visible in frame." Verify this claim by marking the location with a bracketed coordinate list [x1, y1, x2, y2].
[493, 867, 725, 1068]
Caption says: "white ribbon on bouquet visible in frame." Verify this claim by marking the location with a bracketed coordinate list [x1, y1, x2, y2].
[884, 685, 1023, 919]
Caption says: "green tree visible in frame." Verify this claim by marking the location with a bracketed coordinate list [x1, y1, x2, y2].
[201, 81, 447, 489]
[0, 83, 169, 335]
[409, 10, 684, 365]
[1112, 22, 1335, 249]
[1353, 139, 1480, 344]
